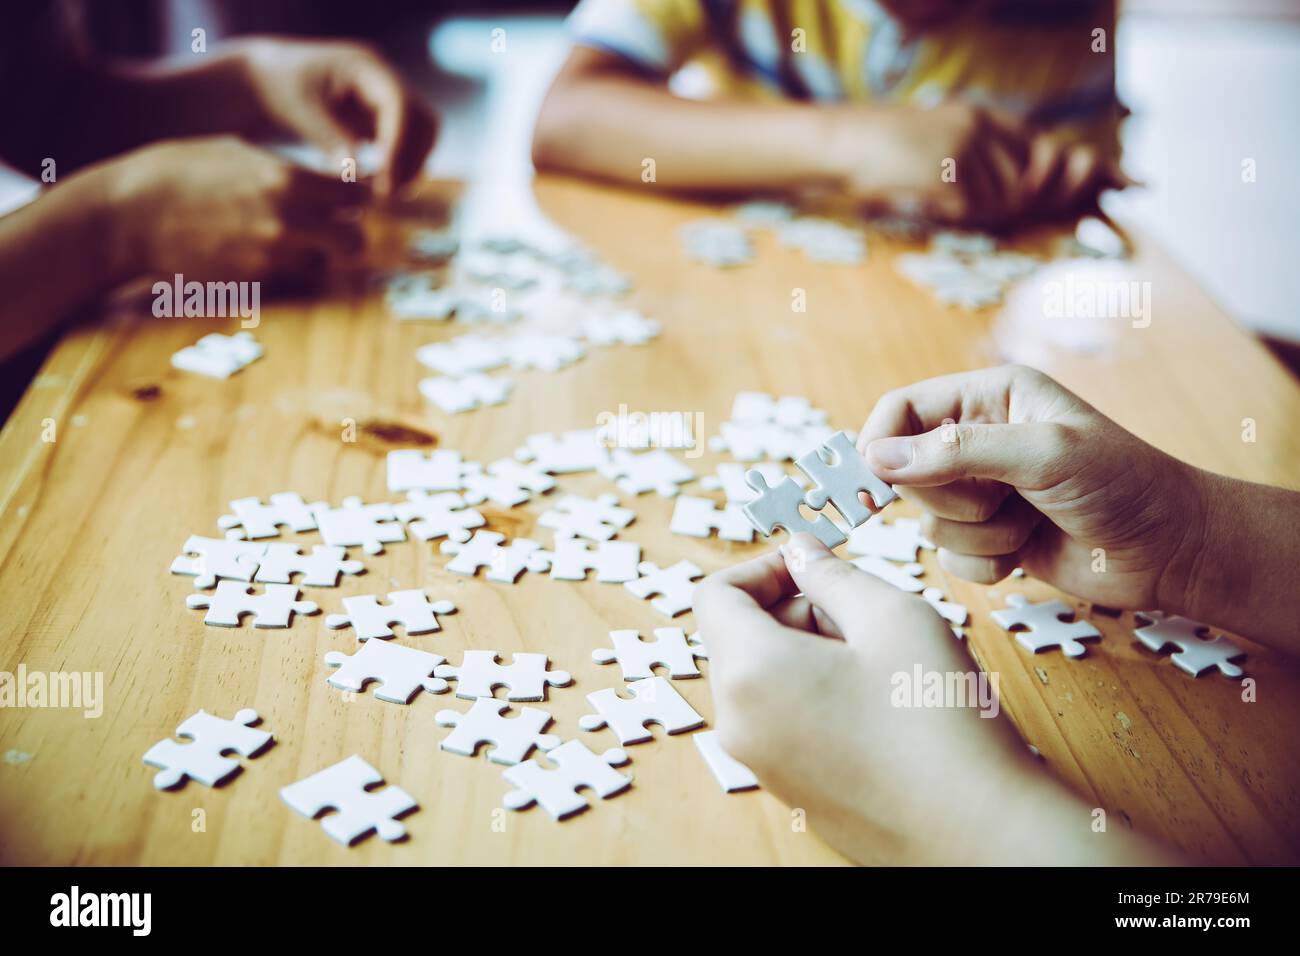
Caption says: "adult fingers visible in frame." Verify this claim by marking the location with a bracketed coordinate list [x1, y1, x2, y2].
[865, 420, 1075, 491]
[779, 533, 910, 648]
[352, 61, 436, 195]
[937, 548, 1022, 585]
[920, 491, 1044, 556]
[894, 478, 1014, 524]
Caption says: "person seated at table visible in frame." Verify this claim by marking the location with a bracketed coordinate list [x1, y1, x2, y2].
[533, 0, 1126, 227]
[0, 5, 436, 371]
[694, 364, 1300, 865]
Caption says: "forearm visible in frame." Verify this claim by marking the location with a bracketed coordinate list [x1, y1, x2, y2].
[532, 72, 842, 194]
[1, 48, 263, 175]
[0, 164, 130, 363]
[1175, 470, 1300, 655]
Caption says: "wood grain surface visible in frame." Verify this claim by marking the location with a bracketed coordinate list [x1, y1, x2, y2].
[1, 175, 1298, 865]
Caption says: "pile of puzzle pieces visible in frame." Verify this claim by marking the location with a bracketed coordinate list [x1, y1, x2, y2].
[158, 379, 1249, 846]
[380, 231, 661, 415]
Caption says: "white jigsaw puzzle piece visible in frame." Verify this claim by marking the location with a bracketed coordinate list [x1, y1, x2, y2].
[538, 493, 635, 541]
[435, 650, 572, 701]
[415, 334, 509, 376]
[170, 535, 266, 590]
[700, 461, 795, 504]
[669, 494, 754, 542]
[325, 640, 449, 702]
[325, 589, 456, 641]
[991, 594, 1101, 658]
[142, 707, 272, 790]
[796, 430, 897, 525]
[529, 538, 642, 583]
[623, 560, 704, 618]
[392, 490, 484, 542]
[461, 458, 555, 508]
[418, 373, 513, 413]
[1134, 612, 1246, 678]
[846, 515, 934, 563]
[850, 555, 926, 593]
[311, 497, 405, 556]
[186, 582, 319, 628]
[592, 627, 708, 680]
[921, 587, 968, 638]
[218, 492, 323, 540]
[280, 754, 416, 846]
[435, 698, 561, 765]
[694, 729, 758, 793]
[171, 332, 263, 378]
[742, 470, 847, 549]
[515, 429, 611, 474]
[579, 676, 705, 745]
[501, 740, 632, 820]
[386, 449, 470, 493]
[254, 543, 365, 587]
[440, 531, 543, 583]
[600, 448, 696, 497]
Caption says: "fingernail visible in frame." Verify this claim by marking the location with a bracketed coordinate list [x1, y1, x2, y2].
[868, 436, 913, 471]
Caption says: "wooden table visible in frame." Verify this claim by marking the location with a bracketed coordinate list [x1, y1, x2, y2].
[2, 175, 1298, 866]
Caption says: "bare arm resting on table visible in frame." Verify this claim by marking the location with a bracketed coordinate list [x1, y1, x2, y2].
[533, 46, 1124, 226]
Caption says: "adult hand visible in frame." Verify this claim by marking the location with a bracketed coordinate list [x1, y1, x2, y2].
[857, 365, 1208, 610]
[104, 135, 368, 282]
[236, 38, 436, 196]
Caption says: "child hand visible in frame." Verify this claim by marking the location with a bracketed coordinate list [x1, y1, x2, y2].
[693, 534, 1170, 864]
[837, 100, 1033, 228]
[858, 365, 1208, 610]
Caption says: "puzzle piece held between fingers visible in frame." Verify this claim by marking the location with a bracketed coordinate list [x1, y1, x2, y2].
[742, 471, 847, 549]
[186, 582, 320, 628]
[1133, 612, 1246, 678]
[440, 532, 544, 584]
[501, 740, 632, 820]
[670, 494, 755, 542]
[325, 640, 449, 702]
[311, 497, 405, 555]
[991, 594, 1101, 658]
[254, 544, 365, 587]
[325, 590, 456, 641]
[280, 755, 417, 846]
[142, 708, 273, 790]
[592, 627, 708, 680]
[700, 462, 795, 504]
[435, 651, 572, 701]
[624, 561, 704, 618]
[170, 535, 266, 590]
[435, 698, 561, 765]
[219, 492, 323, 539]
[579, 676, 705, 745]
[796, 430, 897, 525]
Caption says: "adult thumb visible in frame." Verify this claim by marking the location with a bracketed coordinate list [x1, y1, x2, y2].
[865, 421, 1068, 490]
[780, 532, 900, 643]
